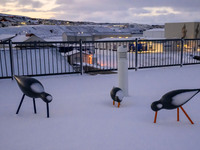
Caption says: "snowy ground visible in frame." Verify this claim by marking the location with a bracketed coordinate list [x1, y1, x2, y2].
[1, 65, 200, 150]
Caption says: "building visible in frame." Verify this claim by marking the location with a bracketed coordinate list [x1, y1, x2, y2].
[143, 28, 165, 39]
[165, 22, 200, 39]
[62, 32, 132, 42]
[11, 33, 53, 49]
[67, 50, 96, 65]
[11, 33, 46, 43]
[62, 32, 93, 41]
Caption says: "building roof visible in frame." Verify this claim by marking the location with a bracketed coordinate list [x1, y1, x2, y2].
[145, 28, 164, 32]
[11, 34, 45, 42]
[97, 36, 137, 41]
[0, 34, 16, 42]
[65, 50, 91, 56]
[63, 32, 132, 37]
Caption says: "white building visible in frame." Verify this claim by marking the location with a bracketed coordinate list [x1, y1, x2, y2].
[143, 28, 165, 39]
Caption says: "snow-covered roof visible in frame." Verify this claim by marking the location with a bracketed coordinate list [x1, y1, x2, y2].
[11, 35, 29, 42]
[145, 28, 164, 32]
[65, 32, 132, 37]
[97, 36, 138, 41]
[11, 34, 45, 42]
[65, 49, 91, 55]
[66, 32, 92, 37]
[0, 34, 16, 41]
[0, 24, 156, 42]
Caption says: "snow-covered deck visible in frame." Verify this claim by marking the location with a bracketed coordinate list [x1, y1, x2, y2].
[1, 65, 200, 150]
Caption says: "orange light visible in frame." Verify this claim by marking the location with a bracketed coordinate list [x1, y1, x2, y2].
[89, 55, 93, 64]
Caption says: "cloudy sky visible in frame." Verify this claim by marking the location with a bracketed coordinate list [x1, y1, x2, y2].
[0, 0, 200, 24]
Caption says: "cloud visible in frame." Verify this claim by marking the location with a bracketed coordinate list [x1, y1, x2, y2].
[0, 0, 43, 8]
[54, 0, 200, 12]
[17, 8, 38, 12]
[1, 0, 200, 24]
[52, 0, 200, 24]
[0, 0, 14, 4]
[17, 0, 43, 8]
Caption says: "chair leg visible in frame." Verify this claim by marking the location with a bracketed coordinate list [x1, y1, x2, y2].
[33, 98, 37, 114]
[46, 102, 50, 118]
[16, 94, 25, 114]
[180, 106, 194, 124]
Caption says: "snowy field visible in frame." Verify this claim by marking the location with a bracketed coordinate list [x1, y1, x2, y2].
[1, 65, 200, 150]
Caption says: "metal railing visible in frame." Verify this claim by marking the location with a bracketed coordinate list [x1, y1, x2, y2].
[1, 39, 200, 79]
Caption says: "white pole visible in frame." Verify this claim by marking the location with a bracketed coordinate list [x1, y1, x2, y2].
[117, 45, 128, 96]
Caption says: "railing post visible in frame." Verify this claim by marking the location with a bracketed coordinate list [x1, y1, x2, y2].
[79, 39, 83, 75]
[135, 38, 138, 71]
[180, 39, 184, 67]
[8, 40, 14, 80]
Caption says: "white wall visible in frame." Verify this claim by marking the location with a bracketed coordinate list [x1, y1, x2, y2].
[143, 29, 165, 39]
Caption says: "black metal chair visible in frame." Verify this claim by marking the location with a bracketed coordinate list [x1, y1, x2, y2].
[14, 75, 52, 118]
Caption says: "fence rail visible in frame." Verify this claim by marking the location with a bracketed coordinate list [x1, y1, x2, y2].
[1, 39, 200, 79]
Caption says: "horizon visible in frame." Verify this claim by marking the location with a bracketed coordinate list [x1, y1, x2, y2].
[2, 12, 199, 26]
[0, 0, 200, 25]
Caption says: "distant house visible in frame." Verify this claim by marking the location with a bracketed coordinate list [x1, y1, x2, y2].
[63, 49, 97, 67]
[62, 32, 132, 42]
[0, 17, 17, 26]
[0, 20, 12, 27]
[11, 33, 52, 49]
[26, 19, 39, 25]
[11, 33, 46, 43]
[0, 17, 8, 22]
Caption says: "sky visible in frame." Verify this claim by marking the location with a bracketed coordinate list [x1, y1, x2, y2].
[0, 0, 200, 25]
